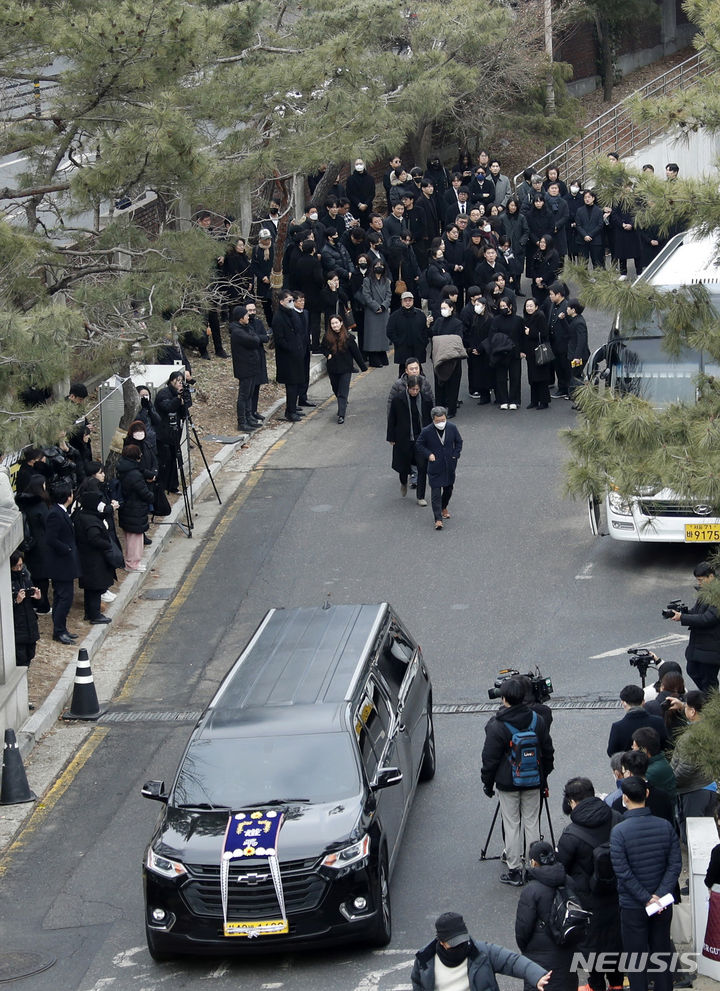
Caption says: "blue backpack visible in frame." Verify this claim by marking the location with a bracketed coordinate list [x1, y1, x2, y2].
[505, 712, 541, 788]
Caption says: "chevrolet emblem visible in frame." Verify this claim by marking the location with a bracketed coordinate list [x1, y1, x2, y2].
[237, 872, 269, 885]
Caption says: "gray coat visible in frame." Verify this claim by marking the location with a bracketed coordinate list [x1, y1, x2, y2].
[361, 275, 392, 351]
[411, 938, 546, 991]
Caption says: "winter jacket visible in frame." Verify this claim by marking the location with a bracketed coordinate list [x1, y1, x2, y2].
[544, 194, 570, 256]
[681, 596, 720, 668]
[480, 702, 554, 792]
[386, 307, 429, 366]
[116, 456, 153, 534]
[248, 315, 269, 385]
[73, 507, 115, 592]
[415, 421, 462, 490]
[321, 334, 367, 376]
[15, 490, 50, 581]
[230, 315, 263, 381]
[387, 390, 433, 475]
[645, 753, 677, 802]
[567, 314, 590, 366]
[610, 806, 681, 909]
[515, 862, 578, 991]
[272, 305, 308, 385]
[499, 211, 529, 256]
[45, 503, 82, 581]
[611, 780, 676, 825]
[574, 204, 604, 246]
[411, 937, 546, 991]
[154, 385, 187, 445]
[321, 240, 355, 280]
[11, 565, 39, 645]
[557, 797, 621, 906]
[386, 373, 434, 416]
[606, 707, 668, 757]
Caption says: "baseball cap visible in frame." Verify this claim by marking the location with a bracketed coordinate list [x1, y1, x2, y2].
[258, 228, 272, 239]
[435, 912, 469, 947]
[401, 291, 414, 300]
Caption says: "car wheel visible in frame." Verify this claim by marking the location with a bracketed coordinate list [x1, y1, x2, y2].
[367, 850, 392, 947]
[419, 707, 436, 781]
[588, 494, 607, 537]
[146, 925, 174, 963]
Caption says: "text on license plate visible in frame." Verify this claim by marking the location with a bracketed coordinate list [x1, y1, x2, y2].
[685, 525, 720, 542]
[224, 919, 289, 937]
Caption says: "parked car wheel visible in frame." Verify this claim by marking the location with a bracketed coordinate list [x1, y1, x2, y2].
[146, 925, 173, 963]
[367, 850, 392, 947]
[419, 707, 436, 781]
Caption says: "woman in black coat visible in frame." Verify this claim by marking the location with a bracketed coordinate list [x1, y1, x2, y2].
[117, 445, 153, 572]
[526, 197, 553, 261]
[272, 292, 308, 421]
[250, 230, 275, 325]
[463, 297, 493, 404]
[10, 549, 41, 666]
[387, 375, 432, 503]
[566, 299, 590, 387]
[15, 474, 52, 612]
[221, 237, 253, 311]
[124, 420, 158, 482]
[424, 243, 453, 317]
[530, 235, 561, 305]
[515, 842, 577, 991]
[521, 298, 553, 410]
[73, 490, 115, 622]
[611, 203, 643, 278]
[321, 315, 367, 423]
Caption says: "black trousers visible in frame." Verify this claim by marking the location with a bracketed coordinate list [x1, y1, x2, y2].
[434, 363, 461, 416]
[494, 357, 522, 405]
[84, 588, 103, 621]
[251, 383, 262, 415]
[686, 658, 720, 695]
[553, 352, 571, 394]
[328, 371, 352, 418]
[15, 642, 37, 667]
[157, 440, 179, 493]
[298, 349, 311, 403]
[309, 310, 322, 350]
[529, 381, 551, 407]
[430, 484, 453, 522]
[619, 905, 673, 991]
[399, 451, 427, 499]
[236, 377, 254, 426]
[51, 578, 75, 636]
[467, 352, 492, 398]
[207, 309, 224, 353]
[285, 383, 300, 417]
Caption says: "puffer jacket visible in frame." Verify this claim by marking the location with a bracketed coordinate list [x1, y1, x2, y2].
[610, 806, 682, 909]
[116, 456, 153, 534]
[481, 703, 554, 792]
[411, 937, 545, 991]
[515, 862, 578, 991]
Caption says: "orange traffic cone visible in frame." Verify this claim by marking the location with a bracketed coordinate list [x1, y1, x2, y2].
[0, 728, 37, 805]
[62, 648, 106, 721]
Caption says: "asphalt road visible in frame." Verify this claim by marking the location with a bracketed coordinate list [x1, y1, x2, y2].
[0, 306, 704, 991]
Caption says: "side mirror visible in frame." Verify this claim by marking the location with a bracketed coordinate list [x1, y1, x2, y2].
[373, 767, 403, 790]
[141, 780, 169, 803]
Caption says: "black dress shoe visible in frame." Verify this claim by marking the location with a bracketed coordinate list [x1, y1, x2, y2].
[53, 632, 74, 645]
[294, 409, 306, 417]
[238, 421, 258, 431]
[65, 631, 79, 639]
[215, 349, 229, 358]
[201, 352, 211, 360]
[143, 534, 153, 546]
[285, 413, 302, 422]
[299, 400, 317, 408]
[90, 616, 112, 625]
[251, 412, 265, 421]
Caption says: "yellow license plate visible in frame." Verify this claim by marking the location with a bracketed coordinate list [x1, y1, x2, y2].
[224, 919, 288, 937]
[685, 524, 720, 542]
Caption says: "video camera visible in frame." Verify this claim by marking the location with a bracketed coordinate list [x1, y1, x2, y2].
[661, 599, 688, 619]
[627, 647, 657, 686]
[487, 667, 553, 703]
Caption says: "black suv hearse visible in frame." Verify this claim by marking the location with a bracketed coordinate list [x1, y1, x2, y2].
[141, 603, 434, 959]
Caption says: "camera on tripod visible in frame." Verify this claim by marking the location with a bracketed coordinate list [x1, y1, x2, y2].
[661, 599, 687, 619]
[487, 667, 553, 703]
[627, 647, 657, 686]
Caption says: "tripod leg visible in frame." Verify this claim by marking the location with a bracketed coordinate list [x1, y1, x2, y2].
[480, 801, 502, 860]
[189, 423, 222, 505]
[539, 793, 555, 847]
[175, 446, 193, 536]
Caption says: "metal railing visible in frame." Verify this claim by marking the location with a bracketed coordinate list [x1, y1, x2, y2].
[514, 53, 713, 186]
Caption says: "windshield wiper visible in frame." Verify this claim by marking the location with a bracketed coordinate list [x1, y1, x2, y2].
[243, 798, 310, 806]
[176, 802, 232, 811]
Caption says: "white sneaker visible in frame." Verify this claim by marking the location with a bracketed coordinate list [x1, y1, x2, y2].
[127, 564, 147, 573]
[500, 403, 509, 410]
[417, 498, 428, 506]
[509, 403, 518, 410]
[101, 590, 116, 602]
[618, 274, 628, 281]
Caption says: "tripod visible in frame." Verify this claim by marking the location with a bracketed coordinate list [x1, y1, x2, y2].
[479, 792, 555, 862]
[153, 414, 222, 539]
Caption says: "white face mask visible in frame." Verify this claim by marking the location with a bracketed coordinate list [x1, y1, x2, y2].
[97, 501, 106, 514]
[308, 212, 318, 221]
[434, 420, 447, 431]
[570, 185, 580, 194]
[474, 303, 484, 314]
[483, 223, 491, 231]
[133, 432, 145, 441]
[440, 306, 451, 317]
[355, 163, 365, 172]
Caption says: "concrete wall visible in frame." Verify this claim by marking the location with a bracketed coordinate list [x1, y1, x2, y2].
[623, 125, 720, 178]
[0, 474, 29, 741]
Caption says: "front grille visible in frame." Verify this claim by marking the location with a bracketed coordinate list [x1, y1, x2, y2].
[186, 857, 319, 880]
[638, 500, 716, 518]
[181, 870, 327, 919]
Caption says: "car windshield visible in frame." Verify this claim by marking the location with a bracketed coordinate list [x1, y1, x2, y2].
[612, 338, 700, 406]
[171, 733, 361, 808]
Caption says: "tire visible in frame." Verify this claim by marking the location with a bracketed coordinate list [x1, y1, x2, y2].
[588, 494, 608, 537]
[419, 707, 436, 781]
[146, 925, 174, 963]
[367, 850, 392, 947]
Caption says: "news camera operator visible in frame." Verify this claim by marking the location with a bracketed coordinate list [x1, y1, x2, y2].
[154, 370, 189, 495]
[666, 561, 720, 695]
[481, 677, 554, 887]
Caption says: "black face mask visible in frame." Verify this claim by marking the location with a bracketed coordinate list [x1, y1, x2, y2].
[436, 941, 470, 967]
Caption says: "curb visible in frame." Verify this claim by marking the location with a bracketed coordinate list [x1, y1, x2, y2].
[18, 355, 327, 759]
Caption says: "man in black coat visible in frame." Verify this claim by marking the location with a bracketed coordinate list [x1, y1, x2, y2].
[669, 561, 720, 694]
[557, 777, 624, 991]
[45, 480, 82, 644]
[480, 678, 554, 886]
[414, 407, 463, 529]
[246, 302, 270, 422]
[272, 291, 307, 423]
[230, 305, 262, 432]
[542, 281, 570, 398]
[386, 293, 430, 374]
[606, 684, 668, 756]
[346, 158, 376, 229]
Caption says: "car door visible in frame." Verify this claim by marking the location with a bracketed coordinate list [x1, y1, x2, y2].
[353, 677, 405, 867]
[376, 621, 429, 790]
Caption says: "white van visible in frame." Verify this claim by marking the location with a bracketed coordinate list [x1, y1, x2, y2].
[587, 229, 720, 543]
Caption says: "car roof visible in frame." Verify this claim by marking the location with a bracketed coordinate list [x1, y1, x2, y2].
[206, 604, 388, 723]
[641, 229, 720, 290]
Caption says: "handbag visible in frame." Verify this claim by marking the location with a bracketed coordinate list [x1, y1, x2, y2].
[394, 265, 407, 296]
[152, 481, 172, 518]
[534, 327, 555, 366]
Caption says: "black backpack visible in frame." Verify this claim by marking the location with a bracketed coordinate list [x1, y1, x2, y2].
[546, 885, 593, 946]
[567, 822, 617, 895]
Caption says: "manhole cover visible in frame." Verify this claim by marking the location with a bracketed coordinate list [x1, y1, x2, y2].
[0, 952, 55, 983]
[100, 709, 202, 723]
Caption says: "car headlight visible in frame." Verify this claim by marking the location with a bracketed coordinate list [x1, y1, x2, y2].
[146, 848, 187, 879]
[322, 834, 370, 869]
[608, 491, 632, 516]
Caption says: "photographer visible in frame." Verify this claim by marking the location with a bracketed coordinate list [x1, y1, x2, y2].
[10, 549, 41, 666]
[481, 678, 554, 886]
[154, 370, 188, 495]
[668, 561, 720, 695]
